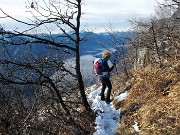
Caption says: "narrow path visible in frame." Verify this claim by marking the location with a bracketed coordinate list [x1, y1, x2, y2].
[88, 86, 122, 135]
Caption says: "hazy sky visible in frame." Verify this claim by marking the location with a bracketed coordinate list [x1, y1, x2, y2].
[0, 0, 164, 32]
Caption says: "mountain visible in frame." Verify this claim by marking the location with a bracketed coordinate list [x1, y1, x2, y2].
[0, 31, 130, 58]
[0, 31, 131, 85]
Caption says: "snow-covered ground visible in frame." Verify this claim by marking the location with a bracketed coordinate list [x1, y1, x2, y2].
[88, 85, 128, 135]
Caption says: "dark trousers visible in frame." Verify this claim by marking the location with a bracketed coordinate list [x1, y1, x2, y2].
[100, 77, 112, 101]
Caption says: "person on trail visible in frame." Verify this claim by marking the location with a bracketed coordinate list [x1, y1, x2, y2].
[95, 51, 115, 104]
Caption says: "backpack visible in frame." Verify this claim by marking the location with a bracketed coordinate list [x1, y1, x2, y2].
[93, 58, 103, 75]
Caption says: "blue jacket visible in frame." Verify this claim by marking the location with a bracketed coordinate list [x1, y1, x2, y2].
[101, 58, 114, 78]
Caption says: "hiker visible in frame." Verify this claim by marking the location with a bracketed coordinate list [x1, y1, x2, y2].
[94, 51, 115, 103]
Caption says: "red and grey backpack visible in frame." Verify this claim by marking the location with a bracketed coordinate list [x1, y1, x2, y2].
[93, 58, 102, 75]
[93, 58, 108, 75]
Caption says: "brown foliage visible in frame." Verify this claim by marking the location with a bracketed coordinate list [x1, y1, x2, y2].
[116, 60, 180, 135]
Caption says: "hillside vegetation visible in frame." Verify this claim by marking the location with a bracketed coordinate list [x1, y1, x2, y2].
[114, 59, 179, 135]
[112, 2, 180, 134]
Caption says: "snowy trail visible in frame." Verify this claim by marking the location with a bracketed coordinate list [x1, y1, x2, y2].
[88, 85, 128, 135]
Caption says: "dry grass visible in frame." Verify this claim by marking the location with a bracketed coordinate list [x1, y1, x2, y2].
[111, 73, 130, 95]
[115, 60, 180, 135]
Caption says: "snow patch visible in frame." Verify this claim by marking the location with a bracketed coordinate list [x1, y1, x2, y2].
[114, 91, 128, 101]
[88, 85, 128, 135]
[132, 121, 141, 132]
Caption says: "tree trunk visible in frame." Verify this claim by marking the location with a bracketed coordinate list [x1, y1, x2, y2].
[75, 45, 91, 111]
[75, 0, 91, 111]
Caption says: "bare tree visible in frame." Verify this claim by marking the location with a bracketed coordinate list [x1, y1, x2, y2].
[131, 0, 180, 68]
[0, 0, 95, 134]
[106, 30, 130, 78]
[0, 0, 91, 111]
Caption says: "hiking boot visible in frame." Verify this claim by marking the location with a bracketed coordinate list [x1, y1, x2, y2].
[101, 97, 105, 101]
[105, 99, 113, 104]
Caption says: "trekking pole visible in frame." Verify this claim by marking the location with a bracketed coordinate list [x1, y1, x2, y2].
[113, 60, 118, 76]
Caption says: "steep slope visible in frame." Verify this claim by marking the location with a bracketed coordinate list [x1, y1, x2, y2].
[115, 60, 180, 135]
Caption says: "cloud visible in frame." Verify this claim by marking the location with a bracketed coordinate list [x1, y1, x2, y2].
[0, 0, 27, 16]
[81, 0, 161, 31]
[0, 0, 162, 32]
[83, 0, 158, 15]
